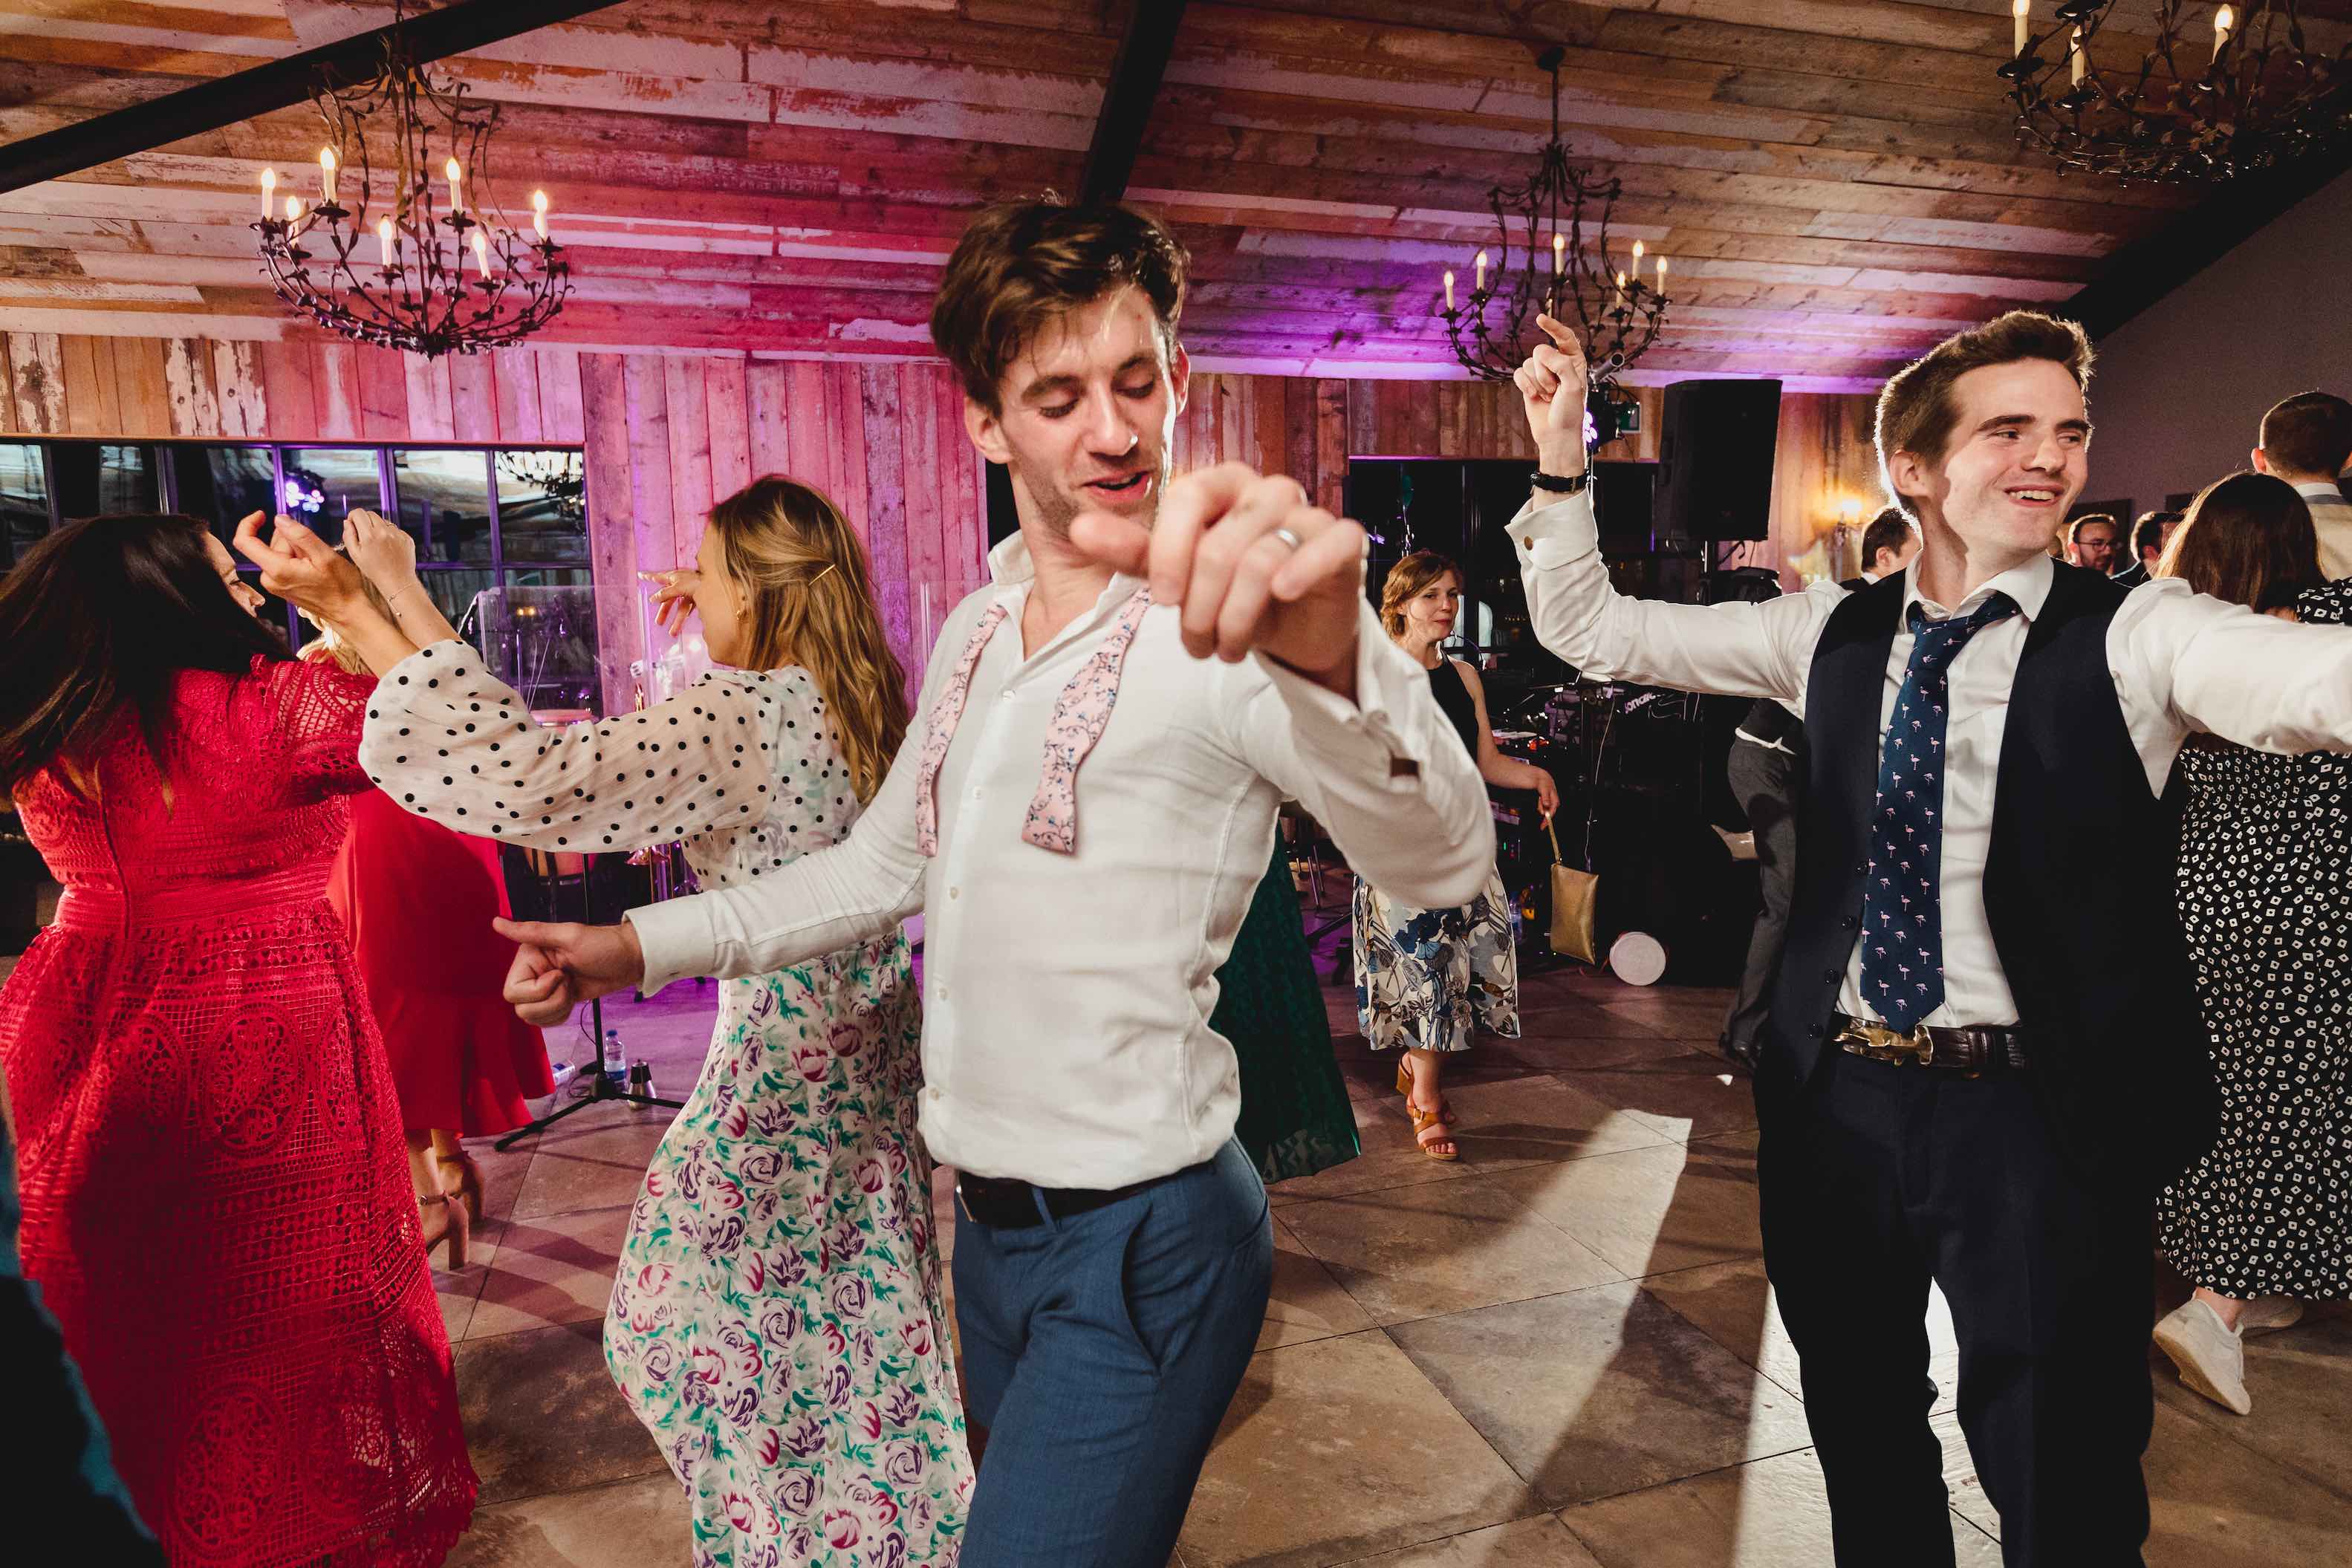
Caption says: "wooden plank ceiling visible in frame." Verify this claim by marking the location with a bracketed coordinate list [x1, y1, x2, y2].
[1, 0, 2312, 394]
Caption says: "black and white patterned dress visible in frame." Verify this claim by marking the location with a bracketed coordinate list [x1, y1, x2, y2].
[2156, 579, 2352, 1299]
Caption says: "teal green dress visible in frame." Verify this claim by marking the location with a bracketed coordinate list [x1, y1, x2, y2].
[1212, 842, 1360, 1182]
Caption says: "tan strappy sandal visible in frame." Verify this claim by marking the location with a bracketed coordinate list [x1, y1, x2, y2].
[1406, 1101, 1460, 1162]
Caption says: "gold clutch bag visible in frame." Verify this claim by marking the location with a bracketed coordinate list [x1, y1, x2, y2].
[1545, 819, 1601, 965]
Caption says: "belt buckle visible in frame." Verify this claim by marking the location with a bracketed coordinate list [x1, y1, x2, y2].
[1840, 1018, 1935, 1066]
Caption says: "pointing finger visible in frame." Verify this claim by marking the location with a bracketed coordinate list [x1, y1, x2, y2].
[1536, 313, 1580, 350]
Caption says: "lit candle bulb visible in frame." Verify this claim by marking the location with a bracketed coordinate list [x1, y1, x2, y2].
[1474, 249, 1487, 293]
[318, 146, 337, 206]
[1552, 231, 1565, 273]
[378, 215, 397, 267]
[285, 194, 303, 227]
[1632, 239, 1645, 270]
[1656, 255, 1668, 290]
[2213, 4, 2233, 59]
[2070, 27, 2085, 85]
[472, 227, 491, 279]
[260, 166, 275, 219]
[444, 157, 464, 215]
[1443, 270, 1455, 311]
[531, 188, 550, 241]
[2013, 0, 2030, 57]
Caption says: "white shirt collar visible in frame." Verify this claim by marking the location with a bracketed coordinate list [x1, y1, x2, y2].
[2290, 478, 2351, 504]
[1900, 550, 2053, 625]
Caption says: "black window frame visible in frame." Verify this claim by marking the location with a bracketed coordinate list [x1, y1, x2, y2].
[4, 438, 591, 651]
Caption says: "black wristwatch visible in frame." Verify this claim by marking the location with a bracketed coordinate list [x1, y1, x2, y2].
[1531, 469, 1591, 495]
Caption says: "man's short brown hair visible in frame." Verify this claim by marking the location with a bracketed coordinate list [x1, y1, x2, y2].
[1858, 507, 1915, 567]
[2257, 391, 2352, 478]
[929, 195, 1189, 412]
[1874, 311, 2095, 498]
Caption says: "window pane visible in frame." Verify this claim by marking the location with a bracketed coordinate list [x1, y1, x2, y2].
[280, 448, 384, 546]
[391, 449, 493, 565]
[1, 442, 48, 564]
[415, 566, 497, 629]
[169, 446, 276, 543]
[479, 571, 601, 715]
[492, 449, 588, 565]
[51, 441, 160, 519]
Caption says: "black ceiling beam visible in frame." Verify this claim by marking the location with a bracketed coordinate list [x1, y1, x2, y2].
[0, 0, 629, 197]
[2065, 152, 2352, 338]
[1079, 0, 1192, 204]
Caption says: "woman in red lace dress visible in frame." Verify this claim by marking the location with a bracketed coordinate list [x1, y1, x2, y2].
[0, 514, 476, 1566]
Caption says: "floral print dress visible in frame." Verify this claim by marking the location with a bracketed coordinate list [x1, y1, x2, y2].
[358, 641, 968, 1567]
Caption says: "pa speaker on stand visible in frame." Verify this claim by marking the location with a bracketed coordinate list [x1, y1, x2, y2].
[1654, 380, 1782, 549]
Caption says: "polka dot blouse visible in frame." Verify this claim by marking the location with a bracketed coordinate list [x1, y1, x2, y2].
[356, 639, 860, 891]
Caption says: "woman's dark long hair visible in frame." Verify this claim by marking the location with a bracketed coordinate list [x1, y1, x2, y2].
[2154, 472, 2323, 613]
[0, 514, 290, 795]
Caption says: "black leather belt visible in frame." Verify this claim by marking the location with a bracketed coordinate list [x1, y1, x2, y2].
[954, 1170, 1164, 1230]
[1831, 1012, 2031, 1075]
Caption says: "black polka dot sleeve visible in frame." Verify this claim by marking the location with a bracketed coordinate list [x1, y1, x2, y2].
[355, 637, 783, 853]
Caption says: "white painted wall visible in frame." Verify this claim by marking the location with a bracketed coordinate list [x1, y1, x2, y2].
[2082, 166, 2352, 515]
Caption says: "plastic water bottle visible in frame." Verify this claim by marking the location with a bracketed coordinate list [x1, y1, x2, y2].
[602, 1029, 628, 1086]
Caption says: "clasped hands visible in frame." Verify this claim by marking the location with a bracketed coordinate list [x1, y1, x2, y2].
[496, 460, 1373, 1024]
[230, 507, 419, 619]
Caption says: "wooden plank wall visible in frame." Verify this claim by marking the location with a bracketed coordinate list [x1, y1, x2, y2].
[1764, 393, 1885, 584]
[0, 331, 990, 714]
[3, 331, 1873, 694]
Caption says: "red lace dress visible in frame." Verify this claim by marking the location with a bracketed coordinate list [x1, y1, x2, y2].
[0, 657, 478, 1567]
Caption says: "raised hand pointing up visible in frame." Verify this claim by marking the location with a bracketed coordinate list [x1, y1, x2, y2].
[1516, 313, 1592, 478]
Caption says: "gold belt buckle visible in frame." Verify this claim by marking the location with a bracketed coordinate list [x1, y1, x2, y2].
[1838, 1018, 1936, 1066]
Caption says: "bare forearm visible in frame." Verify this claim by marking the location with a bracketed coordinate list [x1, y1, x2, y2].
[1481, 755, 1546, 792]
[376, 573, 463, 650]
[328, 600, 419, 676]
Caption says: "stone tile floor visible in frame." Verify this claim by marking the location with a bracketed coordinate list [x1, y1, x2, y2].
[8, 879, 2350, 1566]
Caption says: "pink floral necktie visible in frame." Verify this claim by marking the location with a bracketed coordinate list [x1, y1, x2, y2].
[915, 585, 1153, 856]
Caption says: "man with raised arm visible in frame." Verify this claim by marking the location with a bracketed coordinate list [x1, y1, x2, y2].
[491, 198, 1495, 1568]
[1508, 310, 2352, 1567]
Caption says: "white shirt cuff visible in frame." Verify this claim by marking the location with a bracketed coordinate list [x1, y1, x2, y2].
[625, 895, 715, 995]
[1253, 599, 1422, 771]
[1504, 490, 1600, 570]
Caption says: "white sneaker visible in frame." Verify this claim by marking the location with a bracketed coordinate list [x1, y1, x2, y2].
[2154, 1299, 2252, 1415]
[2240, 1295, 2304, 1336]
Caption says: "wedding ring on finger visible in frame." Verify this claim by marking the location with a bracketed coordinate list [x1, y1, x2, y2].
[1270, 525, 1304, 552]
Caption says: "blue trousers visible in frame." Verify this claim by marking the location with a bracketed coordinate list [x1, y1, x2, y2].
[952, 1139, 1273, 1567]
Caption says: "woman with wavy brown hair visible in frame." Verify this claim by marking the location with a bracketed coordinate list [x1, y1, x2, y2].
[273, 477, 967, 1566]
[2148, 472, 2350, 1419]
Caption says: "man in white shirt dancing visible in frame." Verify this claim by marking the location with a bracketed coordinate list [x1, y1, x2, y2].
[493, 199, 1495, 1567]
[1507, 309, 2352, 1566]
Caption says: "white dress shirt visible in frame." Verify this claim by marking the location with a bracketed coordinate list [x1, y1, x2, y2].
[2290, 478, 2352, 582]
[1731, 573, 1880, 754]
[629, 532, 1495, 1188]
[1510, 492, 2352, 1028]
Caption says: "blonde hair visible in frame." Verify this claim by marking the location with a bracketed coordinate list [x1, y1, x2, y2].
[302, 566, 396, 675]
[1378, 550, 1461, 640]
[709, 475, 911, 802]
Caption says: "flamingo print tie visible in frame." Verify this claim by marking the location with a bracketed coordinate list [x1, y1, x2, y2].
[1859, 593, 2017, 1029]
[915, 585, 1153, 857]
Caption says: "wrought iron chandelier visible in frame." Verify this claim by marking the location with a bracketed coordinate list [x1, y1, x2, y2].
[1999, 1, 2352, 182]
[253, 0, 569, 357]
[1437, 45, 1669, 414]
